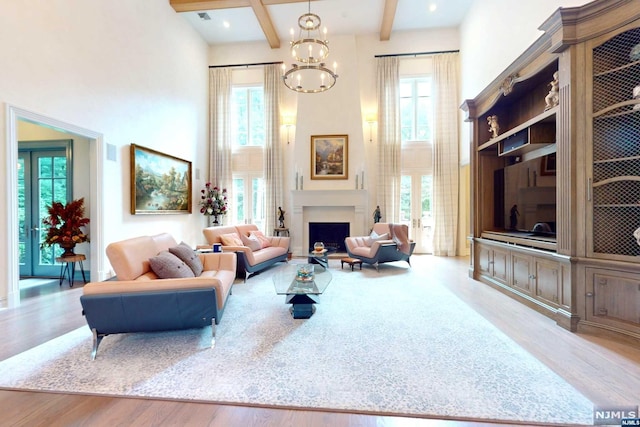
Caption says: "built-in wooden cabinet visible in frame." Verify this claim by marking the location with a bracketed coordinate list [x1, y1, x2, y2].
[462, 0, 640, 341]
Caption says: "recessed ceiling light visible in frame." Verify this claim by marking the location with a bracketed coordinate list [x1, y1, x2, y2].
[429, 3, 437, 12]
[223, 20, 230, 28]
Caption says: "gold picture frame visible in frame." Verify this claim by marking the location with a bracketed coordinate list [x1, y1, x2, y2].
[310, 134, 348, 180]
[130, 144, 192, 214]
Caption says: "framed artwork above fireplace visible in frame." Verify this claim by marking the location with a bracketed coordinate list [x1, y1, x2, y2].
[310, 134, 348, 180]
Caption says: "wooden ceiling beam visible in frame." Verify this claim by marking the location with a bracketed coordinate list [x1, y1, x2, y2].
[169, 0, 314, 13]
[380, 0, 398, 41]
[170, 0, 250, 13]
[248, 0, 280, 48]
[169, 0, 320, 48]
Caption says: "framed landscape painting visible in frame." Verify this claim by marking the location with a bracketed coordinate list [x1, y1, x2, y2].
[130, 144, 192, 214]
[310, 135, 348, 180]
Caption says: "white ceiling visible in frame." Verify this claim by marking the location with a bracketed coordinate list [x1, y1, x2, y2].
[177, 0, 474, 46]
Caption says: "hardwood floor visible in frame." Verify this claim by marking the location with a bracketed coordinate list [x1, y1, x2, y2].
[2, 256, 639, 427]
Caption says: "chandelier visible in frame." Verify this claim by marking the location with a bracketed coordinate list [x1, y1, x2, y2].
[282, 1, 338, 93]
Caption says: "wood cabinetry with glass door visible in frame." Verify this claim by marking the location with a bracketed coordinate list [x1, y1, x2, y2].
[462, 0, 640, 341]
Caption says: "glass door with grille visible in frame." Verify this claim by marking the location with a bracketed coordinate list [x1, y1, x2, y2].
[589, 27, 640, 260]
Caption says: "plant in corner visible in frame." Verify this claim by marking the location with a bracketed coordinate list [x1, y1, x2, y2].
[41, 197, 90, 257]
[199, 183, 228, 225]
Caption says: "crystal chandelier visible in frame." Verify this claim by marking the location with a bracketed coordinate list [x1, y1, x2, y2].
[282, 1, 338, 93]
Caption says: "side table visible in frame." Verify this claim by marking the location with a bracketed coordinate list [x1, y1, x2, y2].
[273, 227, 289, 237]
[56, 254, 87, 287]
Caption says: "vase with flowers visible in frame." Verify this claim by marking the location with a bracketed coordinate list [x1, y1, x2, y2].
[41, 198, 90, 257]
[200, 183, 228, 226]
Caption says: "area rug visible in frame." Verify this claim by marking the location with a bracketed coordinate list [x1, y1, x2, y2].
[0, 257, 594, 425]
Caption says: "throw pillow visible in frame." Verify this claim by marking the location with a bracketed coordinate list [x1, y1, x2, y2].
[240, 233, 262, 251]
[250, 230, 271, 248]
[220, 232, 243, 246]
[149, 251, 195, 279]
[365, 230, 389, 247]
[169, 242, 204, 276]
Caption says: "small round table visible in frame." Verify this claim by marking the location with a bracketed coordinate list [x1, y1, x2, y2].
[56, 254, 87, 287]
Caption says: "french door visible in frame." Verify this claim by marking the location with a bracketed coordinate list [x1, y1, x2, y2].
[400, 174, 433, 254]
[232, 174, 265, 230]
[18, 141, 72, 277]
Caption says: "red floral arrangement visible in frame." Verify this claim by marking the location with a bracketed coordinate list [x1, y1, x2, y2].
[41, 198, 90, 248]
[199, 183, 228, 217]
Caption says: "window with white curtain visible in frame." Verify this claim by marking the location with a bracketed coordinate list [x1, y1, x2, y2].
[231, 84, 265, 225]
[231, 86, 265, 147]
[400, 77, 432, 143]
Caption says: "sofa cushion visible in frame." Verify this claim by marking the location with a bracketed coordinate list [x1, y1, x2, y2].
[149, 251, 196, 279]
[250, 230, 271, 248]
[240, 233, 262, 251]
[220, 232, 243, 246]
[169, 242, 204, 276]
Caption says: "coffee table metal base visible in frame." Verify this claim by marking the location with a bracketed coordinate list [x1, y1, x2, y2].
[285, 293, 319, 319]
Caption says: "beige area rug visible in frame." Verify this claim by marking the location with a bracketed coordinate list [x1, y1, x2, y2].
[0, 257, 594, 425]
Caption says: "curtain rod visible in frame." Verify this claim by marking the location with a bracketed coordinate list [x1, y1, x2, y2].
[374, 49, 459, 58]
[209, 61, 283, 69]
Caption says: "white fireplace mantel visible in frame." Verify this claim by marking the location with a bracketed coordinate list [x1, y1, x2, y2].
[290, 190, 368, 255]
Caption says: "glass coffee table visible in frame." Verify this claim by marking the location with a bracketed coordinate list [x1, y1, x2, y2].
[307, 247, 336, 269]
[273, 264, 332, 319]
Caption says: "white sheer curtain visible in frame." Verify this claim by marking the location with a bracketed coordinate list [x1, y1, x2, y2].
[376, 57, 401, 224]
[208, 68, 233, 224]
[431, 53, 460, 256]
[263, 64, 283, 233]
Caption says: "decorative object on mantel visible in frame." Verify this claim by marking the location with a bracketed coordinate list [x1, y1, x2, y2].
[200, 183, 228, 226]
[41, 198, 90, 258]
[544, 71, 560, 111]
[373, 205, 382, 223]
[281, 0, 338, 93]
[487, 115, 500, 139]
[310, 134, 348, 180]
[278, 207, 285, 228]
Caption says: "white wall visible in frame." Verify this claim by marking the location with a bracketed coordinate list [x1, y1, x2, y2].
[0, 0, 209, 305]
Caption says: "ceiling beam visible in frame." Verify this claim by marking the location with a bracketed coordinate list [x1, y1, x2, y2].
[169, 0, 314, 13]
[248, 0, 280, 48]
[170, 0, 250, 13]
[380, 0, 398, 41]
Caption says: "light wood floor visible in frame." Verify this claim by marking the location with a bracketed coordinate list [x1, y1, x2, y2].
[2, 256, 639, 427]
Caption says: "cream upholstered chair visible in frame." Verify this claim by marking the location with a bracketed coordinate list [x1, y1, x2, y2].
[344, 223, 415, 270]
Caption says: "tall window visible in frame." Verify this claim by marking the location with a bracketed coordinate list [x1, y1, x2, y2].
[400, 77, 432, 142]
[231, 86, 265, 146]
[231, 84, 266, 227]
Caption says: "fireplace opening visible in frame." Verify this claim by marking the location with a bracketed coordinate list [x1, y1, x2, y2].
[309, 222, 350, 252]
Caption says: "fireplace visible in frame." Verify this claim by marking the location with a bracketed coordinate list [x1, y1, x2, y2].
[309, 222, 350, 252]
[290, 190, 368, 255]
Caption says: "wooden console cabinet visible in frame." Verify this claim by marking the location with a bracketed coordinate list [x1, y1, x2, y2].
[462, 0, 640, 341]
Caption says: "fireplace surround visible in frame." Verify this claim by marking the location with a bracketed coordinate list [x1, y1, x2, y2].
[290, 190, 368, 256]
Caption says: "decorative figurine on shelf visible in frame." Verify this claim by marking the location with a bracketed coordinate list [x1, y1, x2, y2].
[509, 204, 520, 230]
[373, 205, 382, 223]
[487, 115, 500, 139]
[630, 42, 640, 61]
[544, 71, 560, 111]
[633, 85, 640, 110]
[278, 206, 285, 228]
